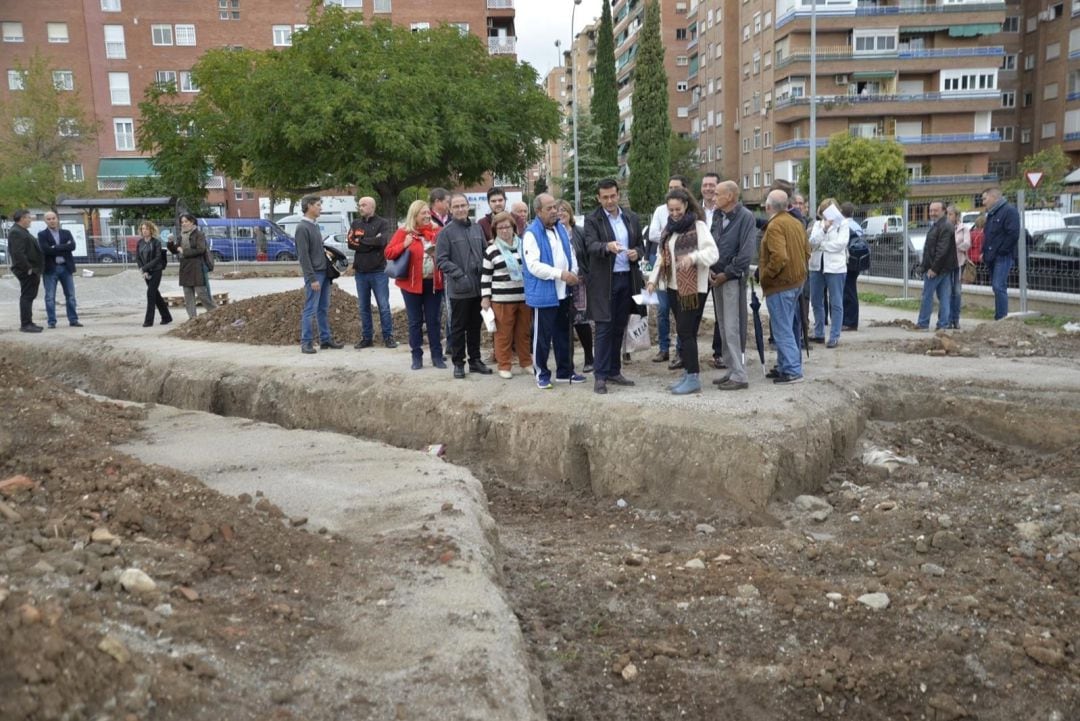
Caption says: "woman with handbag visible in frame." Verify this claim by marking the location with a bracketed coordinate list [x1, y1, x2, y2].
[167, 213, 216, 319]
[558, 200, 594, 373]
[946, 205, 973, 329]
[135, 220, 173, 327]
[645, 188, 719, 395]
[385, 200, 446, 370]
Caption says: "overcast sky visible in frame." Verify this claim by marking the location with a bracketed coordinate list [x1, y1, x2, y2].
[517, 0, 604, 80]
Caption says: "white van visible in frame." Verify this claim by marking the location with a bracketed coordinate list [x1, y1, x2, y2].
[277, 213, 350, 240]
[861, 215, 904, 236]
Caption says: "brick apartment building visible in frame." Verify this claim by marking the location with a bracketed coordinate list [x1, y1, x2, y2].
[0, 0, 516, 217]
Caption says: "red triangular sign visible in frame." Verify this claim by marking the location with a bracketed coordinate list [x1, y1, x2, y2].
[1026, 171, 1044, 189]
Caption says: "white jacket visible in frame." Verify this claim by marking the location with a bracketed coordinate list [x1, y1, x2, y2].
[647, 220, 720, 293]
[809, 219, 850, 274]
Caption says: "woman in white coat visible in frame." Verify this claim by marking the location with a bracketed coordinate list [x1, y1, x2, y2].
[808, 197, 850, 348]
[646, 188, 719, 395]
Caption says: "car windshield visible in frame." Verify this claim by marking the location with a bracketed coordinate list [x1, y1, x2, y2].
[1033, 231, 1070, 253]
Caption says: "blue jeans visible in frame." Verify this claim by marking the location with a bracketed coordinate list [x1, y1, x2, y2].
[766, 287, 802, 379]
[949, 267, 962, 327]
[354, 271, 393, 341]
[990, 255, 1013, 320]
[43, 265, 78, 326]
[809, 270, 845, 343]
[300, 272, 332, 344]
[656, 288, 681, 354]
[917, 271, 953, 329]
[402, 280, 444, 361]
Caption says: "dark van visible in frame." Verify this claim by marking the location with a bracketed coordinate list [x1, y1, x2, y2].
[197, 218, 297, 262]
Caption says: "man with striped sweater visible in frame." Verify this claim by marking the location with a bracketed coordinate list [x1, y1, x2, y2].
[480, 211, 533, 378]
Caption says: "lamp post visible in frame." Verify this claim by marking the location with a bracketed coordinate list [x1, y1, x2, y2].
[571, 0, 582, 216]
[809, 0, 818, 214]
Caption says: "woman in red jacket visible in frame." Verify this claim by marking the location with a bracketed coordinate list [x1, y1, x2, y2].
[386, 200, 446, 370]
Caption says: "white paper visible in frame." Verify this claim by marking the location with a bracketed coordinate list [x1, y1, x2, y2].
[823, 203, 845, 224]
[632, 290, 661, 306]
[480, 307, 496, 332]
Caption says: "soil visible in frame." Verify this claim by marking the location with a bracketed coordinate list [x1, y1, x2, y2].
[869, 316, 1080, 359]
[0, 360, 363, 721]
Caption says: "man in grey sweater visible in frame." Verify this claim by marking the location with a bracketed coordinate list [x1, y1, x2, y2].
[435, 193, 492, 378]
[709, 180, 755, 389]
[296, 195, 343, 354]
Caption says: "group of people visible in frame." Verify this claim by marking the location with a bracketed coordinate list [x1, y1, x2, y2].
[7, 209, 84, 332]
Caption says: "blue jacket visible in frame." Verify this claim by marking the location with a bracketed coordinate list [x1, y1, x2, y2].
[37, 227, 77, 273]
[522, 217, 573, 309]
[983, 198, 1019, 263]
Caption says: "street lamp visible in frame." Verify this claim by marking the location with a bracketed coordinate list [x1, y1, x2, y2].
[571, 0, 582, 216]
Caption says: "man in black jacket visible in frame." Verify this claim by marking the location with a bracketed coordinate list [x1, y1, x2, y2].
[350, 196, 396, 349]
[436, 193, 492, 379]
[37, 211, 82, 328]
[585, 178, 644, 394]
[916, 200, 957, 330]
[8, 209, 45, 332]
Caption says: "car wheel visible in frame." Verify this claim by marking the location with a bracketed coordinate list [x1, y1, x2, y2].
[212, 251, 225, 263]
[98, 254, 115, 264]
[276, 252, 297, 261]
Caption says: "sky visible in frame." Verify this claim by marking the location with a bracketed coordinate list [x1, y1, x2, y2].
[516, 0, 604, 80]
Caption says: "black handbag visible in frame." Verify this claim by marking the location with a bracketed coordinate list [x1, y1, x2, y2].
[324, 245, 348, 280]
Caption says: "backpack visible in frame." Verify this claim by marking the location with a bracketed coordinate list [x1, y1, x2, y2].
[346, 221, 365, 251]
[847, 221, 871, 273]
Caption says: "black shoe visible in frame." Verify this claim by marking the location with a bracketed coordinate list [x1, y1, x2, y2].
[765, 367, 781, 379]
[433, 358, 447, 369]
[716, 379, 749, 391]
[607, 374, 635, 387]
[142, 322, 153, 327]
[383, 337, 398, 349]
[810, 336, 826, 344]
[453, 365, 466, 379]
[47, 323, 56, 329]
[355, 338, 374, 349]
[468, 361, 493, 375]
[20, 324, 43, 333]
[773, 374, 804, 385]
[712, 356, 726, 369]
[594, 380, 608, 395]
[301, 343, 316, 354]
[70, 321, 83, 327]
[712, 374, 731, 385]
[160, 318, 173, 326]
[321, 339, 344, 349]
[651, 351, 669, 362]
[411, 358, 422, 370]
[668, 354, 683, 370]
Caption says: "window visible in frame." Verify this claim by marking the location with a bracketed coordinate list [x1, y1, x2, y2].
[2, 22, 24, 42]
[676, 28, 687, 40]
[1047, 42, 1061, 61]
[1003, 15, 1019, 32]
[764, 11, 772, 28]
[53, 70, 74, 91]
[326, 0, 363, 6]
[1001, 91, 1015, 107]
[715, 42, 722, 58]
[764, 171, 772, 187]
[374, 0, 392, 12]
[63, 163, 84, 182]
[676, 106, 689, 118]
[234, 181, 244, 201]
[742, 137, 750, 153]
[753, 167, 761, 188]
[449, 23, 469, 36]
[752, 50, 761, 74]
[1042, 121, 1057, 139]
[175, 24, 196, 46]
[108, 72, 130, 104]
[219, 0, 240, 20]
[941, 69, 997, 92]
[1025, 53, 1035, 70]
[764, 130, 771, 147]
[179, 71, 199, 93]
[743, 100, 750, 117]
[989, 160, 1012, 179]
[273, 25, 292, 46]
[854, 30, 897, 54]
[1023, 90, 1033, 106]
[764, 51, 772, 69]
[1045, 82, 1059, 100]
[104, 25, 125, 58]
[8, 69, 26, 90]
[151, 24, 173, 45]
[1021, 128, 1031, 143]
[675, 55, 688, 66]
[47, 23, 69, 43]
[1002, 54, 1016, 70]
[753, 12, 761, 33]
[753, 127, 761, 149]
[992, 126, 1014, 142]
[742, 25, 750, 41]
[57, 118, 79, 137]
[114, 118, 135, 150]
[742, 175, 750, 190]
[155, 70, 177, 86]
[13, 118, 32, 135]
[410, 22, 430, 32]
[676, 80, 688, 91]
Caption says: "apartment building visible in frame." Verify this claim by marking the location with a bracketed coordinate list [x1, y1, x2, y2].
[0, 0, 516, 217]
[538, 19, 598, 195]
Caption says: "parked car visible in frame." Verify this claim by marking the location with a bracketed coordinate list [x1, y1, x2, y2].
[862, 215, 921, 276]
[197, 218, 297, 262]
[1025, 229, 1080, 294]
[324, 233, 353, 261]
[0, 237, 7, 265]
[279, 214, 350, 241]
[1063, 213, 1080, 228]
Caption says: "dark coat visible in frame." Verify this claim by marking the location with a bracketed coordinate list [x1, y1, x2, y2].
[921, 216, 958, 276]
[583, 206, 645, 322]
[37, 227, 77, 273]
[168, 229, 209, 287]
[8, 224, 44, 276]
[983, 198, 1020, 263]
[350, 214, 392, 273]
[435, 218, 486, 299]
[136, 237, 168, 274]
[568, 223, 588, 276]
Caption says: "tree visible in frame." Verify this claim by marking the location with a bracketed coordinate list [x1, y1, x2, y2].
[0, 51, 96, 214]
[590, 0, 619, 167]
[1006, 145, 1069, 208]
[669, 131, 699, 188]
[796, 132, 907, 205]
[627, 0, 670, 214]
[555, 114, 619, 213]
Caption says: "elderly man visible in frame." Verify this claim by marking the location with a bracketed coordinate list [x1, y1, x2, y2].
[8, 209, 44, 332]
[980, 186, 1019, 320]
[350, 196, 396, 349]
[916, 200, 957, 331]
[709, 180, 755, 390]
[522, 193, 585, 389]
[510, 201, 529, 236]
[759, 190, 810, 384]
[436, 193, 491, 379]
[37, 211, 82, 328]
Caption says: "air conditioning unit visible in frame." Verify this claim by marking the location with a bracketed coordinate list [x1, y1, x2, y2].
[1038, 9, 1053, 20]
[835, 74, 849, 85]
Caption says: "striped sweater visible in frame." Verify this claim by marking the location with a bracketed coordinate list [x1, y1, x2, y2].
[480, 241, 526, 303]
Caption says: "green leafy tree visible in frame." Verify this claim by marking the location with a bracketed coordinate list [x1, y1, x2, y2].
[0, 51, 96, 213]
[556, 114, 619, 213]
[669, 131, 700, 189]
[627, 0, 670, 214]
[1005, 145, 1069, 208]
[796, 132, 907, 205]
[590, 0, 619, 167]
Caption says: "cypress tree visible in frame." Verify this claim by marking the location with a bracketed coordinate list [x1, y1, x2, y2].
[627, 0, 670, 213]
[590, 0, 619, 167]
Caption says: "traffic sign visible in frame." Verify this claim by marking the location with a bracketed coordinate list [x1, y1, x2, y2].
[1025, 171, 1044, 189]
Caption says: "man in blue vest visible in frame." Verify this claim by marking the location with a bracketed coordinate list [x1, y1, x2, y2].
[522, 193, 586, 390]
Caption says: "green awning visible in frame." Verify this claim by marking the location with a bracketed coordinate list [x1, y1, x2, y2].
[948, 23, 1001, 37]
[900, 25, 948, 33]
[97, 158, 157, 179]
[852, 70, 897, 79]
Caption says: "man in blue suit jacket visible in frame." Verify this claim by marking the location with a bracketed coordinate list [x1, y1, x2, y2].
[37, 211, 82, 328]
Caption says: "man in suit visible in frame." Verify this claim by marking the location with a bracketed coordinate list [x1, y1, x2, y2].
[37, 211, 82, 328]
[585, 178, 644, 395]
[8, 209, 45, 332]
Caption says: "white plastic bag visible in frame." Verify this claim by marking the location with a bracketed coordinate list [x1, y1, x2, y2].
[622, 314, 651, 353]
[480, 307, 496, 333]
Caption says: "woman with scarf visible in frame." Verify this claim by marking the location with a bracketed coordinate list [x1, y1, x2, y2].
[135, 220, 173, 327]
[166, 213, 216, 319]
[558, 200, 594, 373]
[480, 211, 533, 378]
[645, 188, 719, 395]
[386, 200, 446, 370]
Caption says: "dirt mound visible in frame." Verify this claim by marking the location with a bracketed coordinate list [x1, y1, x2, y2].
[895, 318, 1080, 359]
[0, 360, 357, 720]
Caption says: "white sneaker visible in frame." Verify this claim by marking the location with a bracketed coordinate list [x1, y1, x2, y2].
[499, 369, 513, 379]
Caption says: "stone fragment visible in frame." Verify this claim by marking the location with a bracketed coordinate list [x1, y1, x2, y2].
[188, 522, 214, 543]
[1023, 636, 1065, 667]
[0, 474, 36, 496]
[90, 527, 118, 543]
[695, 523, 716, 535]
[1015, 521, 1046, 541]
[931, 530, 964, 552]
[736, 584, 760, 599]
[624, 554, 645, 567]
[920, 563, 946, 577]
[621, 663, 639, 681]
[119, 568, 157, 594]
[795, 495, 833, 513]
[683, 558, 706, 570]
[176, 586, 200, 602]
[98, 635, 131, 664]
[927, 693, 966, 721]
[857, 592, 890, 610]
[289, 516, 308, 527]
[809, 510, 832, 523]
[19, 604, 42, 624]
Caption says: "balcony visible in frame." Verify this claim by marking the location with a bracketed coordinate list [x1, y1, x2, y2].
[773, 90, 1001, 119]
[908, 173, 998, 185]
[487, 0, 514, 8]
[776, 2, 1006, 29]
[488, 36, 516, 55]
[776, 45, 1004, 70]
[774, 132, 999, 153]
[1066, 132, 1080, 141]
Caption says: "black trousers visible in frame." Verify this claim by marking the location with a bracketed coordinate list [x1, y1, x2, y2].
[671, 290, 708, 374]
[144, 270, 173, 325]
[15, 270, 40, 327]
[450, 296, 482, 366]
